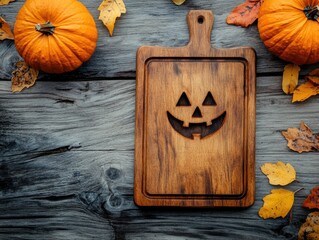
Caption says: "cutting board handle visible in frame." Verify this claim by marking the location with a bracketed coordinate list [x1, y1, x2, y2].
[187, 10, 214, 54]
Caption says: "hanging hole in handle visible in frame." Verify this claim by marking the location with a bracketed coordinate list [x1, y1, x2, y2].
[197, 16, 204, 24]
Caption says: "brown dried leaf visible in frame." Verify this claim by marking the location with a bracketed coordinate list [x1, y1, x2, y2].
[282, 121, 319, 153]
[292, 81, 319, 103]
[0, 16, 14, 40]
[282, 64, 300, 94]
[298, 212, 319, 240]
[98, 0, 126, 36]
[0, 0, 15, 6]
[303, 186, 319, 210]
[11, 61, 38, 93]
[226, 0, 263, 27]
[171, 0, 186, 5]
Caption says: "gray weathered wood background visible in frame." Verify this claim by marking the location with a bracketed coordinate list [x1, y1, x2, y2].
[1, 0, 319, 239]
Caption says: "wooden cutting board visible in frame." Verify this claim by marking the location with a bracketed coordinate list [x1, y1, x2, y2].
[134, 10, 256, 207]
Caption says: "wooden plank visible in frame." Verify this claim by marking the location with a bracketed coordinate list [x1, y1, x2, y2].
[1, 0, 318, 80]
[1, 78, 319, 239]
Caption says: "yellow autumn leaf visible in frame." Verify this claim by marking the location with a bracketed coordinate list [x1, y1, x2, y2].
[0, 0, 15, 6]
[282, 64, 300, 94]
[292, 81, 319, 103]
[261, 161, 296, 186]
[11, 61, 39, 93]
[306, 68, 319, 85]
[172, 0, 186, 5]
[258, 189, 295, 219]
[0, 16, 14, 40]
[98, 0, 126, 37]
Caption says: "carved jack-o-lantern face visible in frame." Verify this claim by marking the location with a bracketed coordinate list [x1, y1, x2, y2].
[167, 91, 226, 139]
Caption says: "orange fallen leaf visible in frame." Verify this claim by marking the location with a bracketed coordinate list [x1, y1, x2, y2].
[303, 186, 319, 210]
[305, 68, 319, 85]
[226, 0, 263, 27]
[171, 0, 186, 5]
[298, 212, 319, 240]
[282, 64, 300, 94]
[258, 188, 298, 219]
[11, 61, 39, 93]
[292, 81, 319, 103]
[98, 0, 126, 37]
[0, 0, 15, 6]
[0, 16, 14, 40]
[261, 161, 296, 186]
[282, 121, 319, 153]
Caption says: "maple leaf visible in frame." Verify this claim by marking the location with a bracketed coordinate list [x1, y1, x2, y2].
[282, 64, 300, 94]
[298, 212, 319, 240]
[0, 16, 14, 41]
[226, 0, 264, 28]
[261, 161, 296, 186]
[99, 0, 126, 37]
[0, 0, 15, 6]
[11, 61, 39, 93]
[303, 186, 319, 210]
[282, 121, 319, 153]
[259, 189, 297, 219]
[171, 0, 186, 5]
[292, 81, 319, 103]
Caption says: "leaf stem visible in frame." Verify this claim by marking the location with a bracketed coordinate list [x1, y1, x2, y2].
[294, 187, 304, 194]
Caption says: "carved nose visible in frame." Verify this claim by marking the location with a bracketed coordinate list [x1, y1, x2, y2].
[192, 106, 202, 118]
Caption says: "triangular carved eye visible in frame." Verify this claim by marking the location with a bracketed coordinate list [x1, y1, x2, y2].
[176, 92, 191, 106]
[202, 91, 216, 106]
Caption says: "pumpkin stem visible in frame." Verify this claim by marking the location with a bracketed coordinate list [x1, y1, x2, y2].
[304, 6, 319, 20]
[35, 21, 55, 35]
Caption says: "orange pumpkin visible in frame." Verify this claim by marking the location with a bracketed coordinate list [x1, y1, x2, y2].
[258, 0, 319, 65]
[14, 0, 98, 74]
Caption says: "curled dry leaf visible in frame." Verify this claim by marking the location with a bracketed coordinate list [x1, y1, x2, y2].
[258, 188, 296, 219]
[282, 64, 300, 94]
[11, 61, 39, 93]
[261, 161, 296, 186]
[303, 186, 319, 210]
[0, 16, 14, 40]
[171, 0, 186, 5]
[226, 0, 263, 28]
[293, 81, 319, 103]
[0, 0, 15, 6]
[282, 121, 319, 153]
[98, 0, 126, 37]
[305, 68, 319, 85]
[298, 212, 319, 240]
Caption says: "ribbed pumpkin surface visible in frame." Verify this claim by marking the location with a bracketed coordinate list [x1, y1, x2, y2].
[14, 0, 98, 73]
[258, 0, 319, 65]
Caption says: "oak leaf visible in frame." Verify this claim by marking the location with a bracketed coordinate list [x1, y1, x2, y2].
[303, 186, 319, 210]
[292, 81, 319, 103]
[0, 16, 14, 40]
[258, 189, 295, 219]
[261, 161, 296, 186]
[298, 212, 319, 240]
[99, 0, 126, 37]
[282, 121, 319, 153]
[226, 0, 263, 27]
[11, 61, 38, 93]
[282, 64, 300, 94]
[0, 0, 15, 6]
[171, 0, 186, 5]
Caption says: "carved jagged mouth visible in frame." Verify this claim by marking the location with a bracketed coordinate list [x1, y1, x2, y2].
[167, 111, 226, 139]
